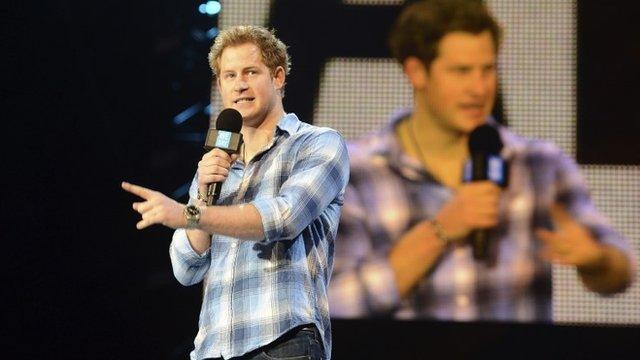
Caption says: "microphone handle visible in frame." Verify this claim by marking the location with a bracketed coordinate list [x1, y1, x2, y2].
[469, 151, 488, 260]
[206, 182, 223, 206]
[471, 229, 488, 260]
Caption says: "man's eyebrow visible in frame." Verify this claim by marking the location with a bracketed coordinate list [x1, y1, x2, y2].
[449, 64, 472, 70]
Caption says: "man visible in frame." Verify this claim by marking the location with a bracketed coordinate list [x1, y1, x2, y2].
[122, 25, 348, 359]
[328, 0, 633, 321]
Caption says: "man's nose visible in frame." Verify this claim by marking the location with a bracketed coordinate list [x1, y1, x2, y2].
[234, 78, 249, 92]
[468, 71, 491, 97]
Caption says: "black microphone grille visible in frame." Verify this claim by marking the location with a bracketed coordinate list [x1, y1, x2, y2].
[468, 124, 503, 154]
[216, 108, 243, 133]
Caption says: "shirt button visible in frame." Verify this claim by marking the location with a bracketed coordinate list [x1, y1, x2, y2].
[230, 242, 237, 248]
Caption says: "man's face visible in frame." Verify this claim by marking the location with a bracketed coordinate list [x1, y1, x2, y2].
[421, 30, 497, 134]
[217, 42, 284, 126]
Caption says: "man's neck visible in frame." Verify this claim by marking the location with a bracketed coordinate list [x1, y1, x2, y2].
[240, 106, 285, 163]
[407, 111, 468, 161]
[397, 107, 469, 189]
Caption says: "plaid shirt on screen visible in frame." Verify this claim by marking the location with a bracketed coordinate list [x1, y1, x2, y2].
[329, 109, 631, 322]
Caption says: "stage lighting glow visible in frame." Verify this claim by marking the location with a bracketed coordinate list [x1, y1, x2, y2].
[198, 1, 221, 16]
[173, 103, 204, 125]
[206, 27, 219, 39]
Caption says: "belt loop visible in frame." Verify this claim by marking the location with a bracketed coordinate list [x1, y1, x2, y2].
[302, 324, 319, 341]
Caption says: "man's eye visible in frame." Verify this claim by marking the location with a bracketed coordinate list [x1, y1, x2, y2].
[454, 67, 470, 74]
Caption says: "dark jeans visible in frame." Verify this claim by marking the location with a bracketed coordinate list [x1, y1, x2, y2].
[206, 325, 323, 360]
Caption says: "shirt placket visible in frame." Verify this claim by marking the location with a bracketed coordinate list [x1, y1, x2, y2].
[217, 163, 244, 358]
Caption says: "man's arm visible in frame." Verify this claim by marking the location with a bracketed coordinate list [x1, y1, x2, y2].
[388, 221, 448, 298]
[183, 203, 263, 254]
[577, 245, 633, 294]
[534, 149, 634, 294]
[250, 130, 349, 243]
[121, 181, 262, 233]
[121, 129, 349, 244]
[329, 180, 501, 316]
[536, 204, 634, 294]
[390, 181, 501, 296]
[192, 203, 265, 240]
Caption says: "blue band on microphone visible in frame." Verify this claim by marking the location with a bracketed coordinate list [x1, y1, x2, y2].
[215, 131, 232, 148]
[463, 155, 506, 186]
[488, 156, 505, 184]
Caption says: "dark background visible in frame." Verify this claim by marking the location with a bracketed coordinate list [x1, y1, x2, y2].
[4, 1, 638, 358]
[577, 1, 640, 165]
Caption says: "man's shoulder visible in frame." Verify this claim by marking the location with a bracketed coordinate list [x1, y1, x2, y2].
[344, 108, 409, 164]
[297, 120, 342, 138]
[343, 125, 398, 169]
[296, 122, 346, 149]
[500, 126, 568, 162]
[282, 114, 347, 154]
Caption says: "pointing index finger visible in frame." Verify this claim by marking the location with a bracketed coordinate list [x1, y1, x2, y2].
[121, 181, 152, 199]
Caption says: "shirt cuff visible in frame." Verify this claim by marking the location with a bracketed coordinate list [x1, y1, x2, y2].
[170, 228, 211, 266]
[250, 197, 285, 243]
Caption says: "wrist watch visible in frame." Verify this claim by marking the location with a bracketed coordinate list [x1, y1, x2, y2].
[183, 205, 201, 229]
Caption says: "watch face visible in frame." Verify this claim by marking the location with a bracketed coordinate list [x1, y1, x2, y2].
[186, 206, 199, 217]
[184, 206, 200, 228]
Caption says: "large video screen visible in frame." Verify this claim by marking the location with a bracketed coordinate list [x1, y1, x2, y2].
[210, 0, 639, 325]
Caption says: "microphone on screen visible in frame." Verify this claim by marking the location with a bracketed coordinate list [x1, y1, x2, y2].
[203, 108, 243, 206]
[466, 124, 508, 260]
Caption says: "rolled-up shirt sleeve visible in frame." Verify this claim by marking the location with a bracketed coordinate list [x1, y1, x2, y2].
[169, 229, 211, 286]
[251, 129, 349, 243]
[169, 177, 211, 286]
[552, 146, 634, 258]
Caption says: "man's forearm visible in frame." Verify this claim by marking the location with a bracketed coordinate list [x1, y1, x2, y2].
[578, 245, 633, 294]
[195, 203, 265, 241]
[389, 220, 448, 298]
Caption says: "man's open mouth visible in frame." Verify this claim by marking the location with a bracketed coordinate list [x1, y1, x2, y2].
[234, 97, 255, 104]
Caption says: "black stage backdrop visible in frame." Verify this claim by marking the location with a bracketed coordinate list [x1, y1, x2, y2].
[4, 1, 638, 358]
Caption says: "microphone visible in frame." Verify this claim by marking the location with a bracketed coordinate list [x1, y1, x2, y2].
[466, 124, 507, 260]
[203, 108, 243, 206]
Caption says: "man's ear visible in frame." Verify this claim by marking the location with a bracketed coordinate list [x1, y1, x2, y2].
[403, 56, 428, 91]
[272, 66, 286, 90]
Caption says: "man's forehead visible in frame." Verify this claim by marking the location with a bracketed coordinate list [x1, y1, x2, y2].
[435, 30, 496, 63]
[219, 42, 265, 69]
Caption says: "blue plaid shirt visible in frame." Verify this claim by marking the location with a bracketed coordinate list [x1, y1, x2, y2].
[170, 113, 349, 359]
[329, 110, 632, 322]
